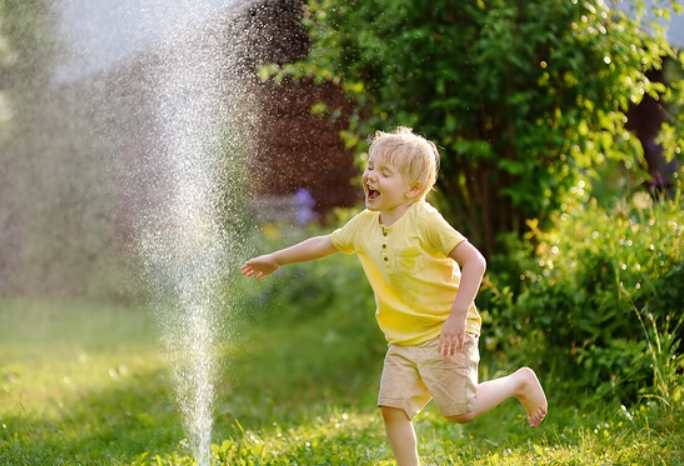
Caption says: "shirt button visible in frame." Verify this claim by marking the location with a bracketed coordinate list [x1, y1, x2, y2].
[383, 231, 388, 236]
[382, 244, 387, 249]
[383, 257, 388, 261]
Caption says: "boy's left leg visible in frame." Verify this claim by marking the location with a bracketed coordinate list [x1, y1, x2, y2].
[380, 406, 420, 466]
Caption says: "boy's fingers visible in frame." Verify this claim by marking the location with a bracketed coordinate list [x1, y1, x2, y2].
[456, 334, 464, 351]
[241, 266, 263, 279]
[438, 333, 465, 355]
[439, 337, 454, 356]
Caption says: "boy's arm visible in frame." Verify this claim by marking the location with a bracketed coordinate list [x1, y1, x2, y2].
[240, 234, 337, 280]
[438, 240, 487, 356]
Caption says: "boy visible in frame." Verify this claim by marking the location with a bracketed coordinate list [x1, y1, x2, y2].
[241, 127, 547, 466]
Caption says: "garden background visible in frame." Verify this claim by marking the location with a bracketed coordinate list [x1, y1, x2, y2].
[2, 0, 684, 464]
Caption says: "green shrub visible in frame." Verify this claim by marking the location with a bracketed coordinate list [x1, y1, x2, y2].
[481, 189, 684, 405]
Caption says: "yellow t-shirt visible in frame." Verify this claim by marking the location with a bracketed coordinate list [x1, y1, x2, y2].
[330, 201, 482, 346]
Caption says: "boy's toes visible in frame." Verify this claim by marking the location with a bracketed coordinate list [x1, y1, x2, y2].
[528, 403, 548, 428]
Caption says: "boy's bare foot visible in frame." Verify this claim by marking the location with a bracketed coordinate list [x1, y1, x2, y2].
[514, 367, 548, 428]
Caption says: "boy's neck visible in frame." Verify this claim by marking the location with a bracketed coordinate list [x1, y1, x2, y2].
[379, 201, 416, 227]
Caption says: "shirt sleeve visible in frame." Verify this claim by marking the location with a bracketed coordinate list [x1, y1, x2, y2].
[330, 212, 363, 254]
[423, 206, 466, 256]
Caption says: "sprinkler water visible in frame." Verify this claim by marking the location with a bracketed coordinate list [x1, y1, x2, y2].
[2, 1, 261, 464]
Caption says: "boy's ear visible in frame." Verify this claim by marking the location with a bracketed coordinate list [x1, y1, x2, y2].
[407, 183, 423, 199]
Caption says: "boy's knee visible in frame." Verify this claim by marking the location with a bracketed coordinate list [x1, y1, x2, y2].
[380, 406, 410, 423]
[445, 411, 475, 424]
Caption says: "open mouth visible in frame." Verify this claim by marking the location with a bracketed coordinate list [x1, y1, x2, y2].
[367, 189, 380, 201]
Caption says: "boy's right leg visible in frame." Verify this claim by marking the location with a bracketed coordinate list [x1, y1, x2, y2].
[380, 406, 420, 466]
[446, 367, 547, 427]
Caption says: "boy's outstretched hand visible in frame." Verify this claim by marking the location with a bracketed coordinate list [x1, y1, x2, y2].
[241, 254, 280, 280]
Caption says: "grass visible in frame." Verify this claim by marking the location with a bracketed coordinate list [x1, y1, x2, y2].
[0, 299, 181, 465]
[1, 297, 683, 465]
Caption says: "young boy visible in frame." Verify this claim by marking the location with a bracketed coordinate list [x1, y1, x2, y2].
[241, 127, 547, 466]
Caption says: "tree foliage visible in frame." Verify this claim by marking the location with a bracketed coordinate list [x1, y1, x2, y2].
[266, 0, 684, 256]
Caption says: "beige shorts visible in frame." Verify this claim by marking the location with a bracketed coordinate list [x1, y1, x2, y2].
[378, 334, 480, 420]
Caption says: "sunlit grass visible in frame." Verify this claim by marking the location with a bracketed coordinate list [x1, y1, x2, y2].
[1, 300, 164, 414]
[0, 299, 182, 464]
[1, 298, 683, 465]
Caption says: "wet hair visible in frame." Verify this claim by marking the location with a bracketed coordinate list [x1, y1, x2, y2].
[368, 126, 440, 200]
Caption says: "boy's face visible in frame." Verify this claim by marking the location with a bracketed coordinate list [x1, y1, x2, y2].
[362, 147, 418, 216]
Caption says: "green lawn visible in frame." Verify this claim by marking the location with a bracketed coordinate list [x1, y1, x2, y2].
[1, 299, 683, 465]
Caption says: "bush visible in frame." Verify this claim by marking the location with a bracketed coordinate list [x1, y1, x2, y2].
[481, 188, 684, 405]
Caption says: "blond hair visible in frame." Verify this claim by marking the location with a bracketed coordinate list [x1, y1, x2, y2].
[368, 126, 440, 200]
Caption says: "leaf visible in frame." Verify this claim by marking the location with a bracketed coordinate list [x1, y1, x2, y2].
[498, 159, 527, 175]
